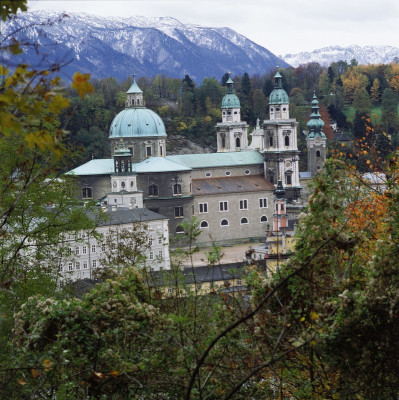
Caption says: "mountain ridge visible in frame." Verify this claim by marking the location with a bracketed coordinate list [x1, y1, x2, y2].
[281, 44, 399, 67]
[1, 11, 289, 82]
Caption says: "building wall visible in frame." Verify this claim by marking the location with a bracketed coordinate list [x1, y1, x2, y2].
[307, 138, 327, 177]
[193, 191, 273, 246]
[75, 175, 111, 201]
[190, 164, 263, 179]
[61, 218, 170, 281]
[110, 136, 166, 162]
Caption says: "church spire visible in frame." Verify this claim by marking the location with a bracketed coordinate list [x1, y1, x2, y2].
[125, 72, 144, 108]
[306, 92, 326, 138]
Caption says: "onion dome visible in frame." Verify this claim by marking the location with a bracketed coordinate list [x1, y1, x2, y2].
[269, 70, 289, 105]
[221, 75, 241, 108]
[306, 93, 326, 138]
[109, 74, 166, 138]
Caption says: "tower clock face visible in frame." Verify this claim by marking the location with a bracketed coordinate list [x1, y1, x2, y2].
[285, 161, 291, 167]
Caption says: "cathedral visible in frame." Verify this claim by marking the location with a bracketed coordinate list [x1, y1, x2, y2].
[69, 71, 326, 246]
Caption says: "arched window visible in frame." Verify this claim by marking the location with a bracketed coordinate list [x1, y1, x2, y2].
[220, 219, 229, 227]
[173, 183, 182, 195]
[176, 226, 185, 234]
[316, 150, 321, 158]
[149, 184, 158, 196]
[285, 135, 290, 146]
[260, 215, 268, 223]
[222, 137, 226, 148]
[236, 137, 241, 148]
[240, 217, 248, 224]
[200, 221, 209, 228]
[269, 136, 273, 147]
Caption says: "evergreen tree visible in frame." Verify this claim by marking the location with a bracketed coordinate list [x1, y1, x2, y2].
[241, 72, 251, 95]
[370, 78, 381, 103]
[182, 74, 195, 92]
[220, 72, 230, 86]
[353, 87, 372, 114]
[381, 88, 399, 135]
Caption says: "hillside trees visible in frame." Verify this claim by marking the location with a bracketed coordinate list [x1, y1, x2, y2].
[0, 2, 100, 392]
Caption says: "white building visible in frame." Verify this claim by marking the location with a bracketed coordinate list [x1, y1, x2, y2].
[61, 207, 170, 281]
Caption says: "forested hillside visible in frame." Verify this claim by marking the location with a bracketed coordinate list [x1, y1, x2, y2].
[60, 61, 399, 171]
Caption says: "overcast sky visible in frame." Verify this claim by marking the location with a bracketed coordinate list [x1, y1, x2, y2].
[27, 0, 399, 55]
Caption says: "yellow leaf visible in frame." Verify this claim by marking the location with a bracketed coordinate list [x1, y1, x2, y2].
[18, 378, 27, 385]
[31, 369, 41, 379]
[310, 311, 319, 320]
[300, 317, 305, 322]
[43, 359, 54, 371]
[72, 72, 94, 99]
[109, 370, 119, 377]
[94, 372, 104, 379]
[48, 95, 70, 115]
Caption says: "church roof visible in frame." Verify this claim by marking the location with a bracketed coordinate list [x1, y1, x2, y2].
[192, 175, 274, 196]
[166, 151, 264, 169]
[67, 159, 115, 176]
[67, 152, 264, 177]
[126, 77, 143, 94]
[135, 157, 191, 173]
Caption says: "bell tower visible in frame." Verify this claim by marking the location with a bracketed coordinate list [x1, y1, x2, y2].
[262, 69, 301, 201]
[306, 93, 327, 177]
[216, 75, 248, 152]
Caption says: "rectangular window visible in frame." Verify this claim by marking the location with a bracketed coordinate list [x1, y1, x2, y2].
[82, 187, 93, 199]
[259, 198, 268, 208]
[173, 184, 182, 195]
[75, 262, 80, 270]
[91, 244, 96, 253]
[158, 236, 163, 245]
[239, 199, 248, 210]
[174, 206, 184, 218]
[219, 201, 228, 212]
[146, 146, 152, 157]
[286, 175, 292, 185]
[158, 250, 163, 258]
[198, 203, 208, 214]
[82, 246, 87, 255]
[75, 247, 80, 255]
[148, 237, 153, 246]
[149, 252, 154, 260]
[92, 260, 97, 268]
[101, 243, 106, 252]
[83, 262, 88, 269]
[68, 262, 73, 271]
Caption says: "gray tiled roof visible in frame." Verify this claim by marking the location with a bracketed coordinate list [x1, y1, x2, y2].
[98, 207, 168, 226]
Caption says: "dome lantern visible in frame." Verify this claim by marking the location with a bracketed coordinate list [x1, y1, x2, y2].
[125, 72, 144, 108]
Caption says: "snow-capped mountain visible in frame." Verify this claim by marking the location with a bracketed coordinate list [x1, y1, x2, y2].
[281, 45, 399, 67]
[1, 11, 289, 82]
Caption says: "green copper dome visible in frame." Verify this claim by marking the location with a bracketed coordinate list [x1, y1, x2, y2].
[109, 108, 166, 138]
[221, 93, 240, 108]
[269, 70, 289, 105]
[221, 74, 240, 108]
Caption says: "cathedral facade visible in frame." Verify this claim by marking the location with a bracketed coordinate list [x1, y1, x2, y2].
[69, 72, 325, 246]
